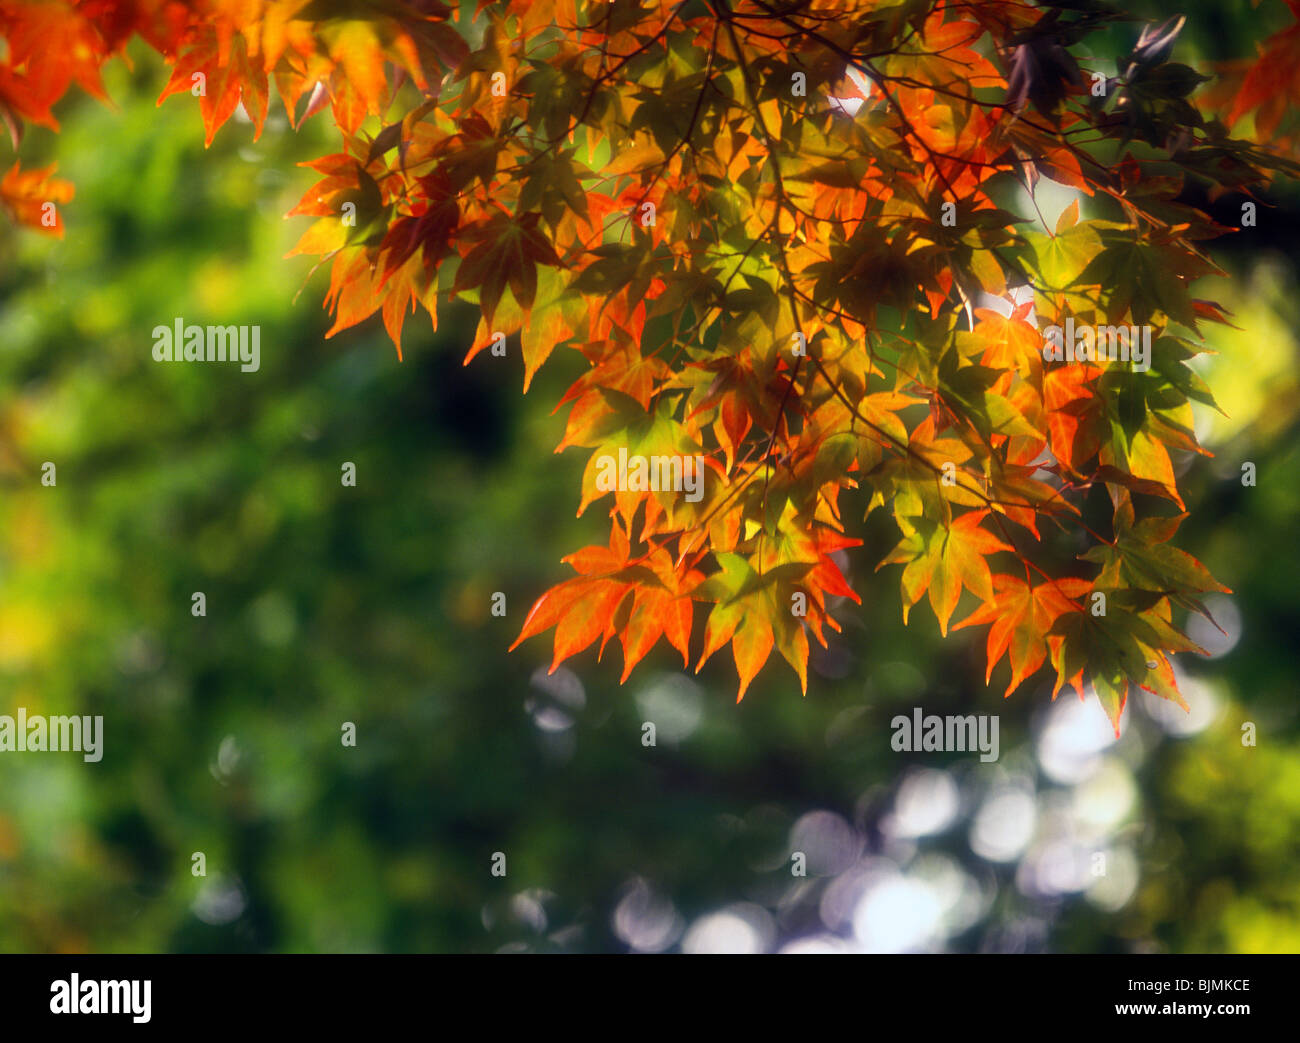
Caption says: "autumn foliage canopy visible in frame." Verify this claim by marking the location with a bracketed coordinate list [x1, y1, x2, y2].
[3, 0, 1298, 734]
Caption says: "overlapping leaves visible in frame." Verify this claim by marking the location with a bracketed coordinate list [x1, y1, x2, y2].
[3, 0, 1286, 735]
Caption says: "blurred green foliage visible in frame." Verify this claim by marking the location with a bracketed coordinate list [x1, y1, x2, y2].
[0, 22, 1297, 953]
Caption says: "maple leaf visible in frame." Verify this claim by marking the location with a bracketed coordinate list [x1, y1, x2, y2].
[878, 511, 1014, 636]
[0, 161, 73, 236]
[1081, 500, 1231, 615]
[955, 574, 1092, 697]
[453, 211, 561, 322]
[509, 520, 699, 681]
[157, 25, 268, 146]
[0, 0, 110, 139]
[694, 551, 813, 701]
[509, 521, 638, 674]
[1047, 598, 1203, 736]
[1225, 3, 1300, 138]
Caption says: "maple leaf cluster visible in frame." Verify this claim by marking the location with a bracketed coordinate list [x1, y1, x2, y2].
[3, 0, 1295, 734]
